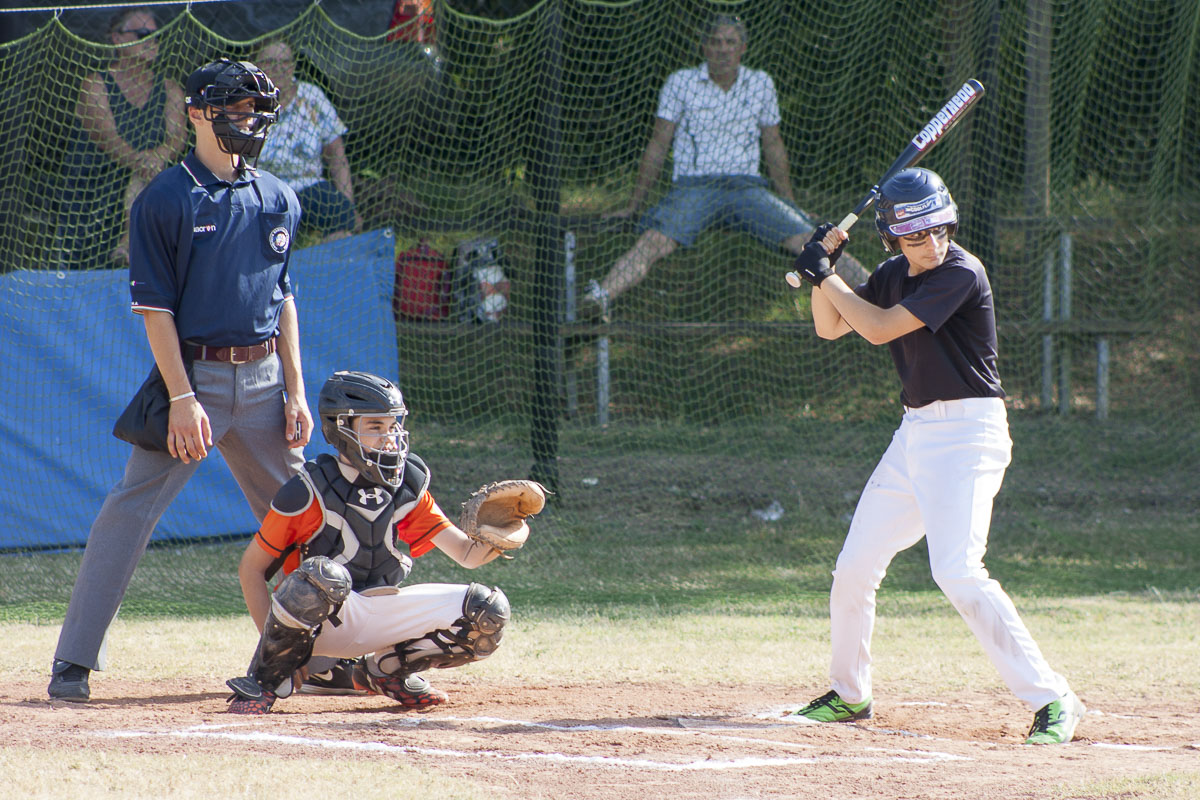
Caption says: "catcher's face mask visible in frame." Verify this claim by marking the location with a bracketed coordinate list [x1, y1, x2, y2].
[340, 414, 409, 488]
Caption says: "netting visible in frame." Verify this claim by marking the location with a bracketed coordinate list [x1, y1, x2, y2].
[0, 0, 1197, 618]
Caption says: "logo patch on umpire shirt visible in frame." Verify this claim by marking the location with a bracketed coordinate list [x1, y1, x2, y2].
[269, 226, 290, 254]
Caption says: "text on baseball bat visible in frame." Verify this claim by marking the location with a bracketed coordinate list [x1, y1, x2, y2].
[911, 82, 979, 151]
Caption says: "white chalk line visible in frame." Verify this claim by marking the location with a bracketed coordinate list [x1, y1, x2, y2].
[1090, 743, 1173, 752]
[203, 713, 943, 750]
[96, 718, 971, 771]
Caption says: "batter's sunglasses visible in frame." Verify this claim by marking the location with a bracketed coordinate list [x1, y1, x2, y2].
[899, 225, 950, 245]
[119, 27, 157, 39]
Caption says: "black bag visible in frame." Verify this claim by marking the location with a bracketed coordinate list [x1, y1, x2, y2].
[112, 358, 196, 452]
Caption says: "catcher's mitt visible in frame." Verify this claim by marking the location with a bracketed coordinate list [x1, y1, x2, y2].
[459, 480, 547, 555]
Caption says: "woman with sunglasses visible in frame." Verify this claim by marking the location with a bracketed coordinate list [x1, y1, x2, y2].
[787, 167, 1084, 745]
[59, 8, 187, 267]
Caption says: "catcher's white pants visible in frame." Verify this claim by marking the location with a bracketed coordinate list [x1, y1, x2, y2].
[828, 397, 1070, 712]
[311, 583, 470, 670]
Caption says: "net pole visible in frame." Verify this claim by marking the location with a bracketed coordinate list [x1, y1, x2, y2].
[1025, 0, 1053, 411]
[528, 0, 564, 492]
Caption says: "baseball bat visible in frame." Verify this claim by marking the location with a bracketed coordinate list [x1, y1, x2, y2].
[786, 78, 986, 289]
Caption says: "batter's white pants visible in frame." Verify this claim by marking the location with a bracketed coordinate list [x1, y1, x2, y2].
[828, 397, 1070, 712]
[311, 583, 472, 673]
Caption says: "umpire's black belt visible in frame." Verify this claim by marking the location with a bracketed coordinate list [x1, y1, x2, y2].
[185, 336, 277, 364]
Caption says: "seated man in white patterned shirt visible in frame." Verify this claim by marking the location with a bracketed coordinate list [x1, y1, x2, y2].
[583, 14, 869, 319]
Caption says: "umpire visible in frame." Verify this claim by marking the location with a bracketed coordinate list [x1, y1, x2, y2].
[48, 59, 311, 702]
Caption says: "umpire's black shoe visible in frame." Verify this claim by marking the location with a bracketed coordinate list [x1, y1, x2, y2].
[48, 659, 90, 702]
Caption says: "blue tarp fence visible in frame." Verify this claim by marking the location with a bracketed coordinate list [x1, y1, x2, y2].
[0, 229, 399, 549]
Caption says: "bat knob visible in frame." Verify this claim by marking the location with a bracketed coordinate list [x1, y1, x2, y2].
[785, 271, 803, 289]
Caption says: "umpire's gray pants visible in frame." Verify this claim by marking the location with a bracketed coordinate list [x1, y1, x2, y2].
[54, 355, 306, 671]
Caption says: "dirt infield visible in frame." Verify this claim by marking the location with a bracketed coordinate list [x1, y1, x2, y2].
[5, 677, 1198, 799]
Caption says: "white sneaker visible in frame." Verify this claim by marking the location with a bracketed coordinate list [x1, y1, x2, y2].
[581, 279, 610, 323]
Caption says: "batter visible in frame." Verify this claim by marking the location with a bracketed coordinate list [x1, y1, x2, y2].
[787, 167, 1083, 745]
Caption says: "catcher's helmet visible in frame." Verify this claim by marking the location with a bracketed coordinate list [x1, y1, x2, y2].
[185, 58, 279, 160]
[318, 371, 410, 489]
[874, 167, 958, 253]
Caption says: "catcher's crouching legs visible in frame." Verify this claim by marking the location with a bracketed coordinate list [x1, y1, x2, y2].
[227, 557, 352, 714]
[355, 583, 510, 710]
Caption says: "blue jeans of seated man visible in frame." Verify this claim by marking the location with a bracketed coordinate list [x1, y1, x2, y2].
[640, 175, 816, 248]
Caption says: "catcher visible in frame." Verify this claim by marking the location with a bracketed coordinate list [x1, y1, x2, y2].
[225, 370, 545, 714]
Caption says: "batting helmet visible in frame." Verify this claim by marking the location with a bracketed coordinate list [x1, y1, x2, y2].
[318, 371, 410, 489]
[185, 58, 279, 160]
[874, 167, 958, 253]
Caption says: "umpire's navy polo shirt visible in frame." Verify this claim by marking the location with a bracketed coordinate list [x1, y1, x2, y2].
[129, 150, 301, 347]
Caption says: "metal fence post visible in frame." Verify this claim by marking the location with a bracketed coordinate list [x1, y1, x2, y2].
[1041, 247, 1055, 409]
[1058, 232, 1072, 414]
[1097, 337, 1110, 421]
[563, 230, 577, 419]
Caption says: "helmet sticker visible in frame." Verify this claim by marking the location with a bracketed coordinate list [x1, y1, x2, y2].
[893, 194, 942, 220]
[887, 206, 958, 236]
[269, 226, 290, 254]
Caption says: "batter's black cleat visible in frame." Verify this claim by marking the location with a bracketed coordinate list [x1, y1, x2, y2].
[48, 660, 90, 702]
[351, 663, 448, 711]
[298, 658, 368, 696]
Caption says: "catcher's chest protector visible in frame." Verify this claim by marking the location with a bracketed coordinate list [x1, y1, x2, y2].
[301, 453, 431, 590]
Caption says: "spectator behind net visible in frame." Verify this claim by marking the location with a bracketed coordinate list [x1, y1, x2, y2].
[254, 40, 360, 243]
[59, 8, 187, 268]
[581, 14, 870, 321]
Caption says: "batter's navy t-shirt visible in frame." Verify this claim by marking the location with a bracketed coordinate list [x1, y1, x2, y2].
[856, 242, 1004, 408]
[128, 151, 301, 346]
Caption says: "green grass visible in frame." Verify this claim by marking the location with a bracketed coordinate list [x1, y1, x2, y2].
[1053, 774, 1200, 800]
[6, 593, 1199, 697]
[3, 413, 1197, 622]
[3, 409, 1198, 800]
[0, 747, 490, 800]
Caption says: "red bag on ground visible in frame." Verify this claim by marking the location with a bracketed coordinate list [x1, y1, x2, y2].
[394, 239, 449, 320]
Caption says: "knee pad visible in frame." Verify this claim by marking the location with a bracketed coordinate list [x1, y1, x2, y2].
[462, 582, 511, 640]
[274, 556, 353, 627]
[245, 556, 352, 696]
[377, 583, 510, 676]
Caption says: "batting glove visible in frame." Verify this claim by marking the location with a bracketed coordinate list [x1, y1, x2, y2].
[792, 242, 835, 287]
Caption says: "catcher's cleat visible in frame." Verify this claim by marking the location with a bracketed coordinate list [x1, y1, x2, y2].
[298, 658, 368, 696]
[351, 664, 448, 711]
[1025, 691, 1084, 745]
[791, 690, 873, 722]
[226, 676, 277, 715]
[48, 659, 91, 702]
[227, 691, 277, 715]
